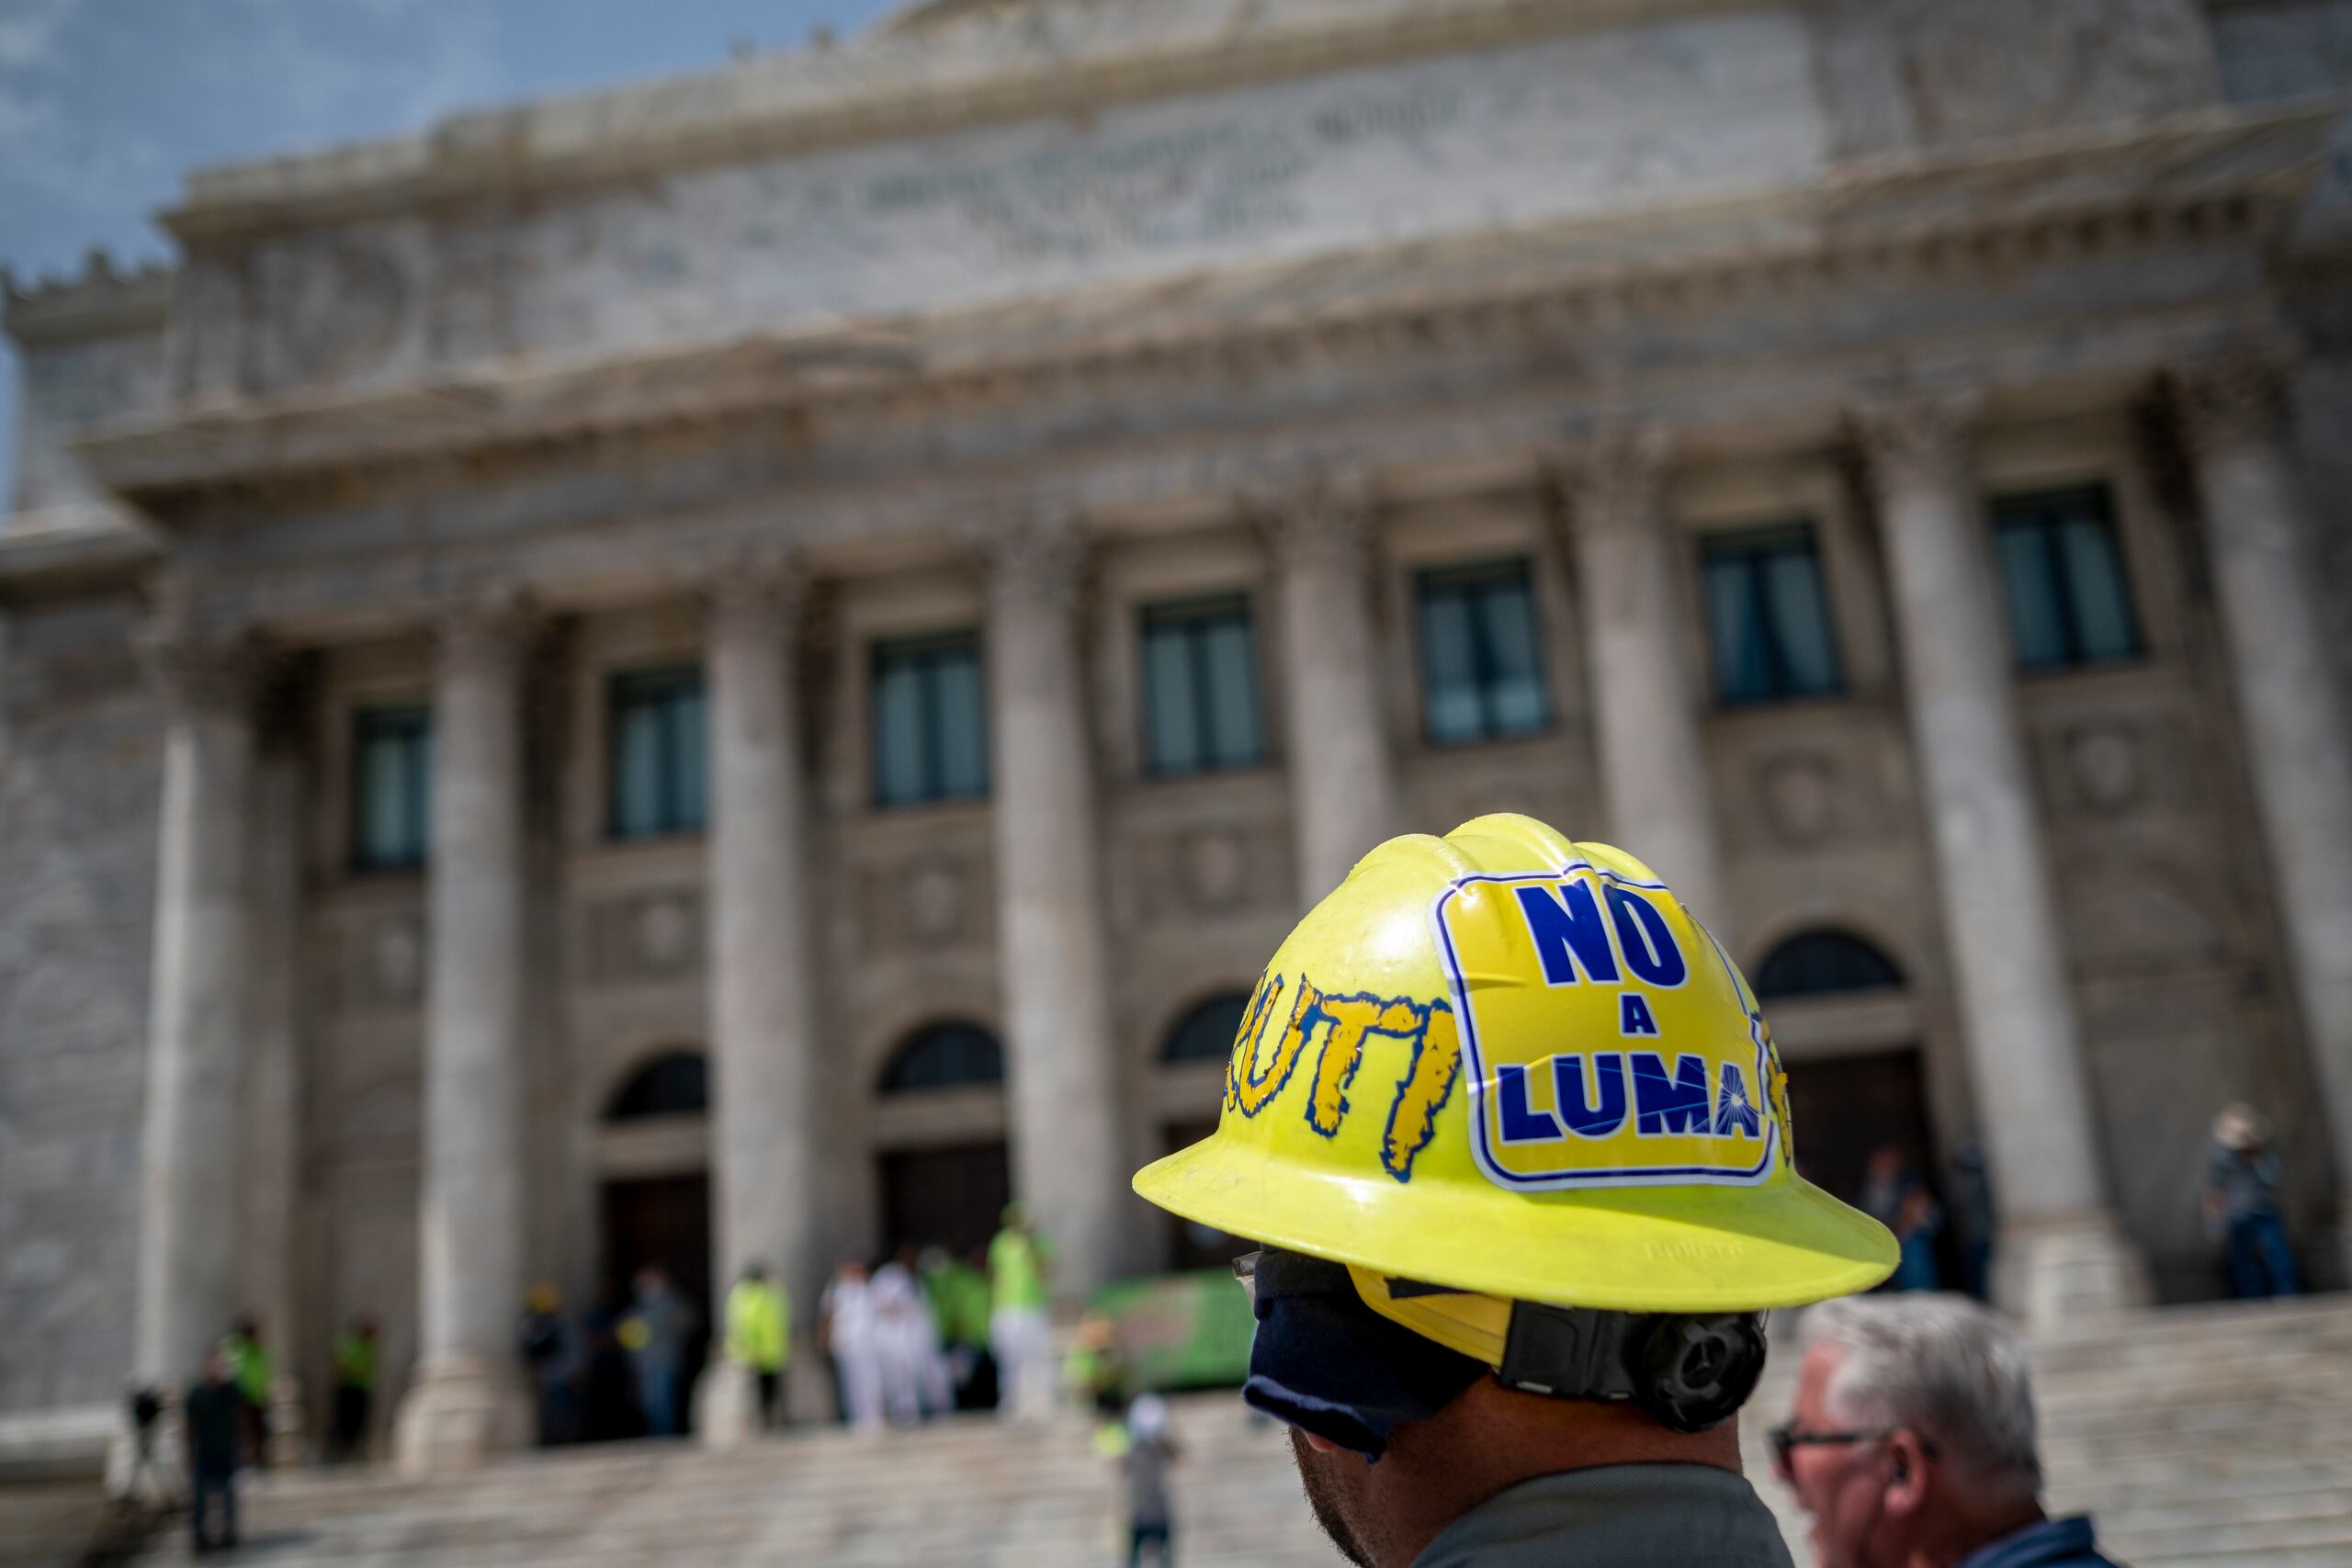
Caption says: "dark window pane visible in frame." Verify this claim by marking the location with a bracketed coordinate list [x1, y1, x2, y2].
[608, 666, 707, 839]
[2058, 515, 2138, 663]
[932, 645, 989, 800]
[1763, 547, 1840, 696]
[1419, 590, 1483, 743]
[352, 705, 430, 871]
[1700, 525, 1841, 706]
[1163, 991, 1253, 1064]
[872, 655, 928, 807]
[1202, 617, 1261, 769]
[881, 1021, 1006, 1093]
[1996, 526, 2069, 669]
[1143, 621, 1202, 774]
[1417, 561, 1550, 745]
[605, 1051, 709, 1121]
[1992, 487, 2140, 671]
[1140, 596, 1262, 778]
[871, 633, 988, 807]
[673, 685, 707, 834]
[1754, 931, 1904, 998]
[1479, 581, 1548, 736]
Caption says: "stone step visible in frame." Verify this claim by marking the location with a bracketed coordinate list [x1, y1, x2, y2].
[119, 1298, 2352, 1568]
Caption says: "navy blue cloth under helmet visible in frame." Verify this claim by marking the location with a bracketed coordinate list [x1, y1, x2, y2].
[1238, 1250, 1487, 1461]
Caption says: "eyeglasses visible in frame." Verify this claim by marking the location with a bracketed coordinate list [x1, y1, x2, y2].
[1767, 1422, 1928, 1477]
[1230, 1249, 1261, 1306]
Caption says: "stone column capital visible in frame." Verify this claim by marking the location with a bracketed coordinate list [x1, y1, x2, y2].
[1246, 467, 1375, 579]
[975, 507, 1089, 617]
[431, 590, 535, 680]
[703, 550, 809, 642]
[1849, 390, 1982, 496]
[135, 622, 268, 721]
[2171, 356, 2293, 460]
[1549, 425, 1673, 537]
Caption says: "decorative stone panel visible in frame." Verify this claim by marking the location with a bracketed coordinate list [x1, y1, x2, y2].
[581, 887, 707, 986]
[854, 851, 996, 956]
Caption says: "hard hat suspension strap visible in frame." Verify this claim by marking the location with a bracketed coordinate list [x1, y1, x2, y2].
[1498, 1303, 1767, 1434]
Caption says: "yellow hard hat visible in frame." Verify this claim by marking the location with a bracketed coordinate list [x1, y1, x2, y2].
[1134, 815, 1895, 1329]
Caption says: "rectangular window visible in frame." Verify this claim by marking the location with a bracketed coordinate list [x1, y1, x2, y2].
[607, 665, 707, 840]
[1992, 485, 2143, 671]
[1700, 525, 1844, 706]
[1416, 560, 1551, 746]
[351, 705, 431, 871]
[1140, 594, 1264, 777]
[871, 632, 989, 807]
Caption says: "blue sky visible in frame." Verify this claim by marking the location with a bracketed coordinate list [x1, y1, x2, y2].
[0, 0, 899, 515]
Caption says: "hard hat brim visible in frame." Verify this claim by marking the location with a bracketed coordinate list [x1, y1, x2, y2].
[1135, 1133, 1897, 1314]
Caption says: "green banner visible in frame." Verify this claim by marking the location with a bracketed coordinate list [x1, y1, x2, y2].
[1087, 1269, 1256, 1391]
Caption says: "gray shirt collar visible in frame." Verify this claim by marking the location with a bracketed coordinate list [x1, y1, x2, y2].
[1414, 1463, 1796, 1568]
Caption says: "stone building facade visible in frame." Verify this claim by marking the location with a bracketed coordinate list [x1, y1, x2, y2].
[4, 0, 2351, 1469]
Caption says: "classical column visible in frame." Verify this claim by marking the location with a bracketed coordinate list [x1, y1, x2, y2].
[130, 631, 260, 1393]
[1264, 476, 1404, 908]
[1556, 431, 1729, 929]
[394, 599, 533, 1472]
[695, 563, 826, 1445]
[1857, 400, 2147, 1325]
[984, 517, 1128, 1298]
[2177, 362, 2352, 1270]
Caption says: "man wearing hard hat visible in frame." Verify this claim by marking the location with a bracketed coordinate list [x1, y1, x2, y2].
[1135, 815, 1898, 1568]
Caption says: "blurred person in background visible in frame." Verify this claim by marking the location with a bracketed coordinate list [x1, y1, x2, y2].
[620, 1266, 695, 1438]
[724, 1261, 789, 1432]
[821, 1258, 883, 1432]
[920, 1245, 995, 1410]
[2202, 1103, 2300, 1299]
[329, 1317, 378, 1463]
[519, 1283, 580, 1445]
[183, 1349, 243, 1555]
[219, 1316, 271, 1468]
[1120, 1392, 1181, 1568]
[989, 1204, 1056, 1421]
[1860, 1146, 1942, 1292]
[867, 1252, 933, 1424]
[1778, 1293, 2119, 1568]
[1945, 1143, 1995, 1303]
[1065, 1314, 1128, 1422]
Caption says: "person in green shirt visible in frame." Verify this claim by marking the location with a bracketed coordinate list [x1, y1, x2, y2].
[218, 1318, 272, 1468]
[724, 1263, 790, 1430]
[919, 1247, 993, 1408]
[988, 1205, 1054, 1420]
[329, 1318, 378, 1463]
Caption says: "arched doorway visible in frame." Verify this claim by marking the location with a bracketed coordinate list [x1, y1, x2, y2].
[1755, 930, 1964, 1291]
[595, 1049, 712, 1439]
[1157, 990, 1254, 1272]
[874, 1021, 1011, 1261]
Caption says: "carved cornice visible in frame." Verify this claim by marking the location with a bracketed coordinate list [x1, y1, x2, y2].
[162, 0, 1741, 243]
[86, 108, 2329, 506]
[2170, 355, 2294, 461]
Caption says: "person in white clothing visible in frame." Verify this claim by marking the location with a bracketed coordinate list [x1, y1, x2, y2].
[820, 1258, 883, 1431]
[867, 1258, 936, 1426]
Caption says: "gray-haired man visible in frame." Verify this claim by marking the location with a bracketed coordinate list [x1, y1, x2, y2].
[1773, 1294, 2120, 1568]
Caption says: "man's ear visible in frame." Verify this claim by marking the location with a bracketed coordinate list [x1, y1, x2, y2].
[1883, 1428, 1933, 1517]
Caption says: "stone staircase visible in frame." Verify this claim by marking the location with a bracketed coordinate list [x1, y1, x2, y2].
[106, 1295, 2347, 1568]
